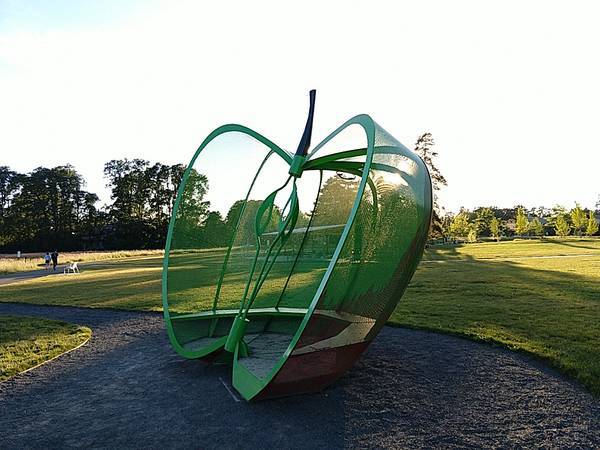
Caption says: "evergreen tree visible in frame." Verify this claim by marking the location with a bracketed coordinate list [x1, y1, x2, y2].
[0, 165, 99, 250]
[104, 159, 201, 248]
[440, 214, 454, 238]
[546, 205, 567, 235]
[467, 227, 477, 243]
[312, 176, 358, 226]
[200, 211, 229, 247]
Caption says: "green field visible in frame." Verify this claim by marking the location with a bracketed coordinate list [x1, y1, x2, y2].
[0, 238, 598, 394]
[392, 239, 600, 395]
[0, 249, 163, 275]
[0, 315, 91, 381]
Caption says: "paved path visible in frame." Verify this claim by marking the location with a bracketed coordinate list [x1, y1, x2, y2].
[0, 303, 598, 449]
[0, 268, 68, 286]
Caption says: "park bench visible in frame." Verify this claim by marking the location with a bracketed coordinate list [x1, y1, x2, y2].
[63, 262, 80, 274]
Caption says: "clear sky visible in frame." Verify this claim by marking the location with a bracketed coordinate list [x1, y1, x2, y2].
[1, 0, 599, 213]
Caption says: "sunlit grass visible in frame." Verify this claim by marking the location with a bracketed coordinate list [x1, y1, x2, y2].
[0, 315, 91, 381]
[0, 249, 164, 275]
[424, 237, 600, 260]
[394, 241, 600, 395]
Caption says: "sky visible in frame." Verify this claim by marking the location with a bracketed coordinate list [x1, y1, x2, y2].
[1, 0, 599, 213]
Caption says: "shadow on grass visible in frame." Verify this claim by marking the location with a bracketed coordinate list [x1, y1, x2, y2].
[422, 244, 477, 261]
[539, 237, 600, 251]
[396, 252, 600, 395]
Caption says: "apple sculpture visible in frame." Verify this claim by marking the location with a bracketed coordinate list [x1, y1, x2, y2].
[163, 91, 432, 400]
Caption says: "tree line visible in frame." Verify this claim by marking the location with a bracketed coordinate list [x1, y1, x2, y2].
[442, 204, 599, 242]
[1, 135, 598, 251]
[0, 161, 191, 252]
[0, 159, 315, 253]
[411, 132, 599, 242]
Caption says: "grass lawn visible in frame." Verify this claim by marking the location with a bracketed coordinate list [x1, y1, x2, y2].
[393, 238, 600, 395]
[0, 249, 163, 275]
[0, 315, 91, 381]
[0, 238, 598, 394]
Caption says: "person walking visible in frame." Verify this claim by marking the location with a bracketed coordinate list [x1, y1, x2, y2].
[44, 252, 51, 271]
[51, 250, 59, 271]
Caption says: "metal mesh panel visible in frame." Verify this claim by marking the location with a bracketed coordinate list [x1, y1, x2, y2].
[291, 120, 431, 370]
[166, 131, 283, 316]
[316, 122, 425, 327]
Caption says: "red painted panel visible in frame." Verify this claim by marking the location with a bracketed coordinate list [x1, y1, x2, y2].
[254, 341, 370, 400]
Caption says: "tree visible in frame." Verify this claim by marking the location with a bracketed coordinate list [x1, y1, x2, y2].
[490, 216, 501, 241]
[515, 208, 529, 236]
[528, 217, 544, 236]
[104, 158, 150, 222]
[0, 167, 18, 219]
[555, 214, 571, 237]
[103, 159, 203, 249]
[225, 199, 280, 246]
[545, 205, 567, 236]
[570, 203, 587, 236]
[449, 211, 471, 239]
[0, 167, 20, 247]
[492, 207, 519, 221]
[0, 165, 99, 251]
[312, 176, 358, 227]
[200, 211, 229, 248]
[585, 211, 599, 236]
[467, 227, 477, 243]
[414, 133, 447, 238]
[474, 207, 494, 236]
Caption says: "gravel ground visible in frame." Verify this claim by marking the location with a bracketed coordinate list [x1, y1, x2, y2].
[0, 302, 598, 449]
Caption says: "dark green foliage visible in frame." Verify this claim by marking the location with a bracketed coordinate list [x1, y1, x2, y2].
[103, 159, 190, 249]
[0, 165, 100, 251]
[0, 161, 191, 251]
[473, 207, 495, 236]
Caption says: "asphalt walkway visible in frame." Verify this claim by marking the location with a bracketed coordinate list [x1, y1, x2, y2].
[0, 303, 598, 448]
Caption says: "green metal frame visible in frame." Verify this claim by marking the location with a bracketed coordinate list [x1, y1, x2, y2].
[163, 114, 432, 400]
